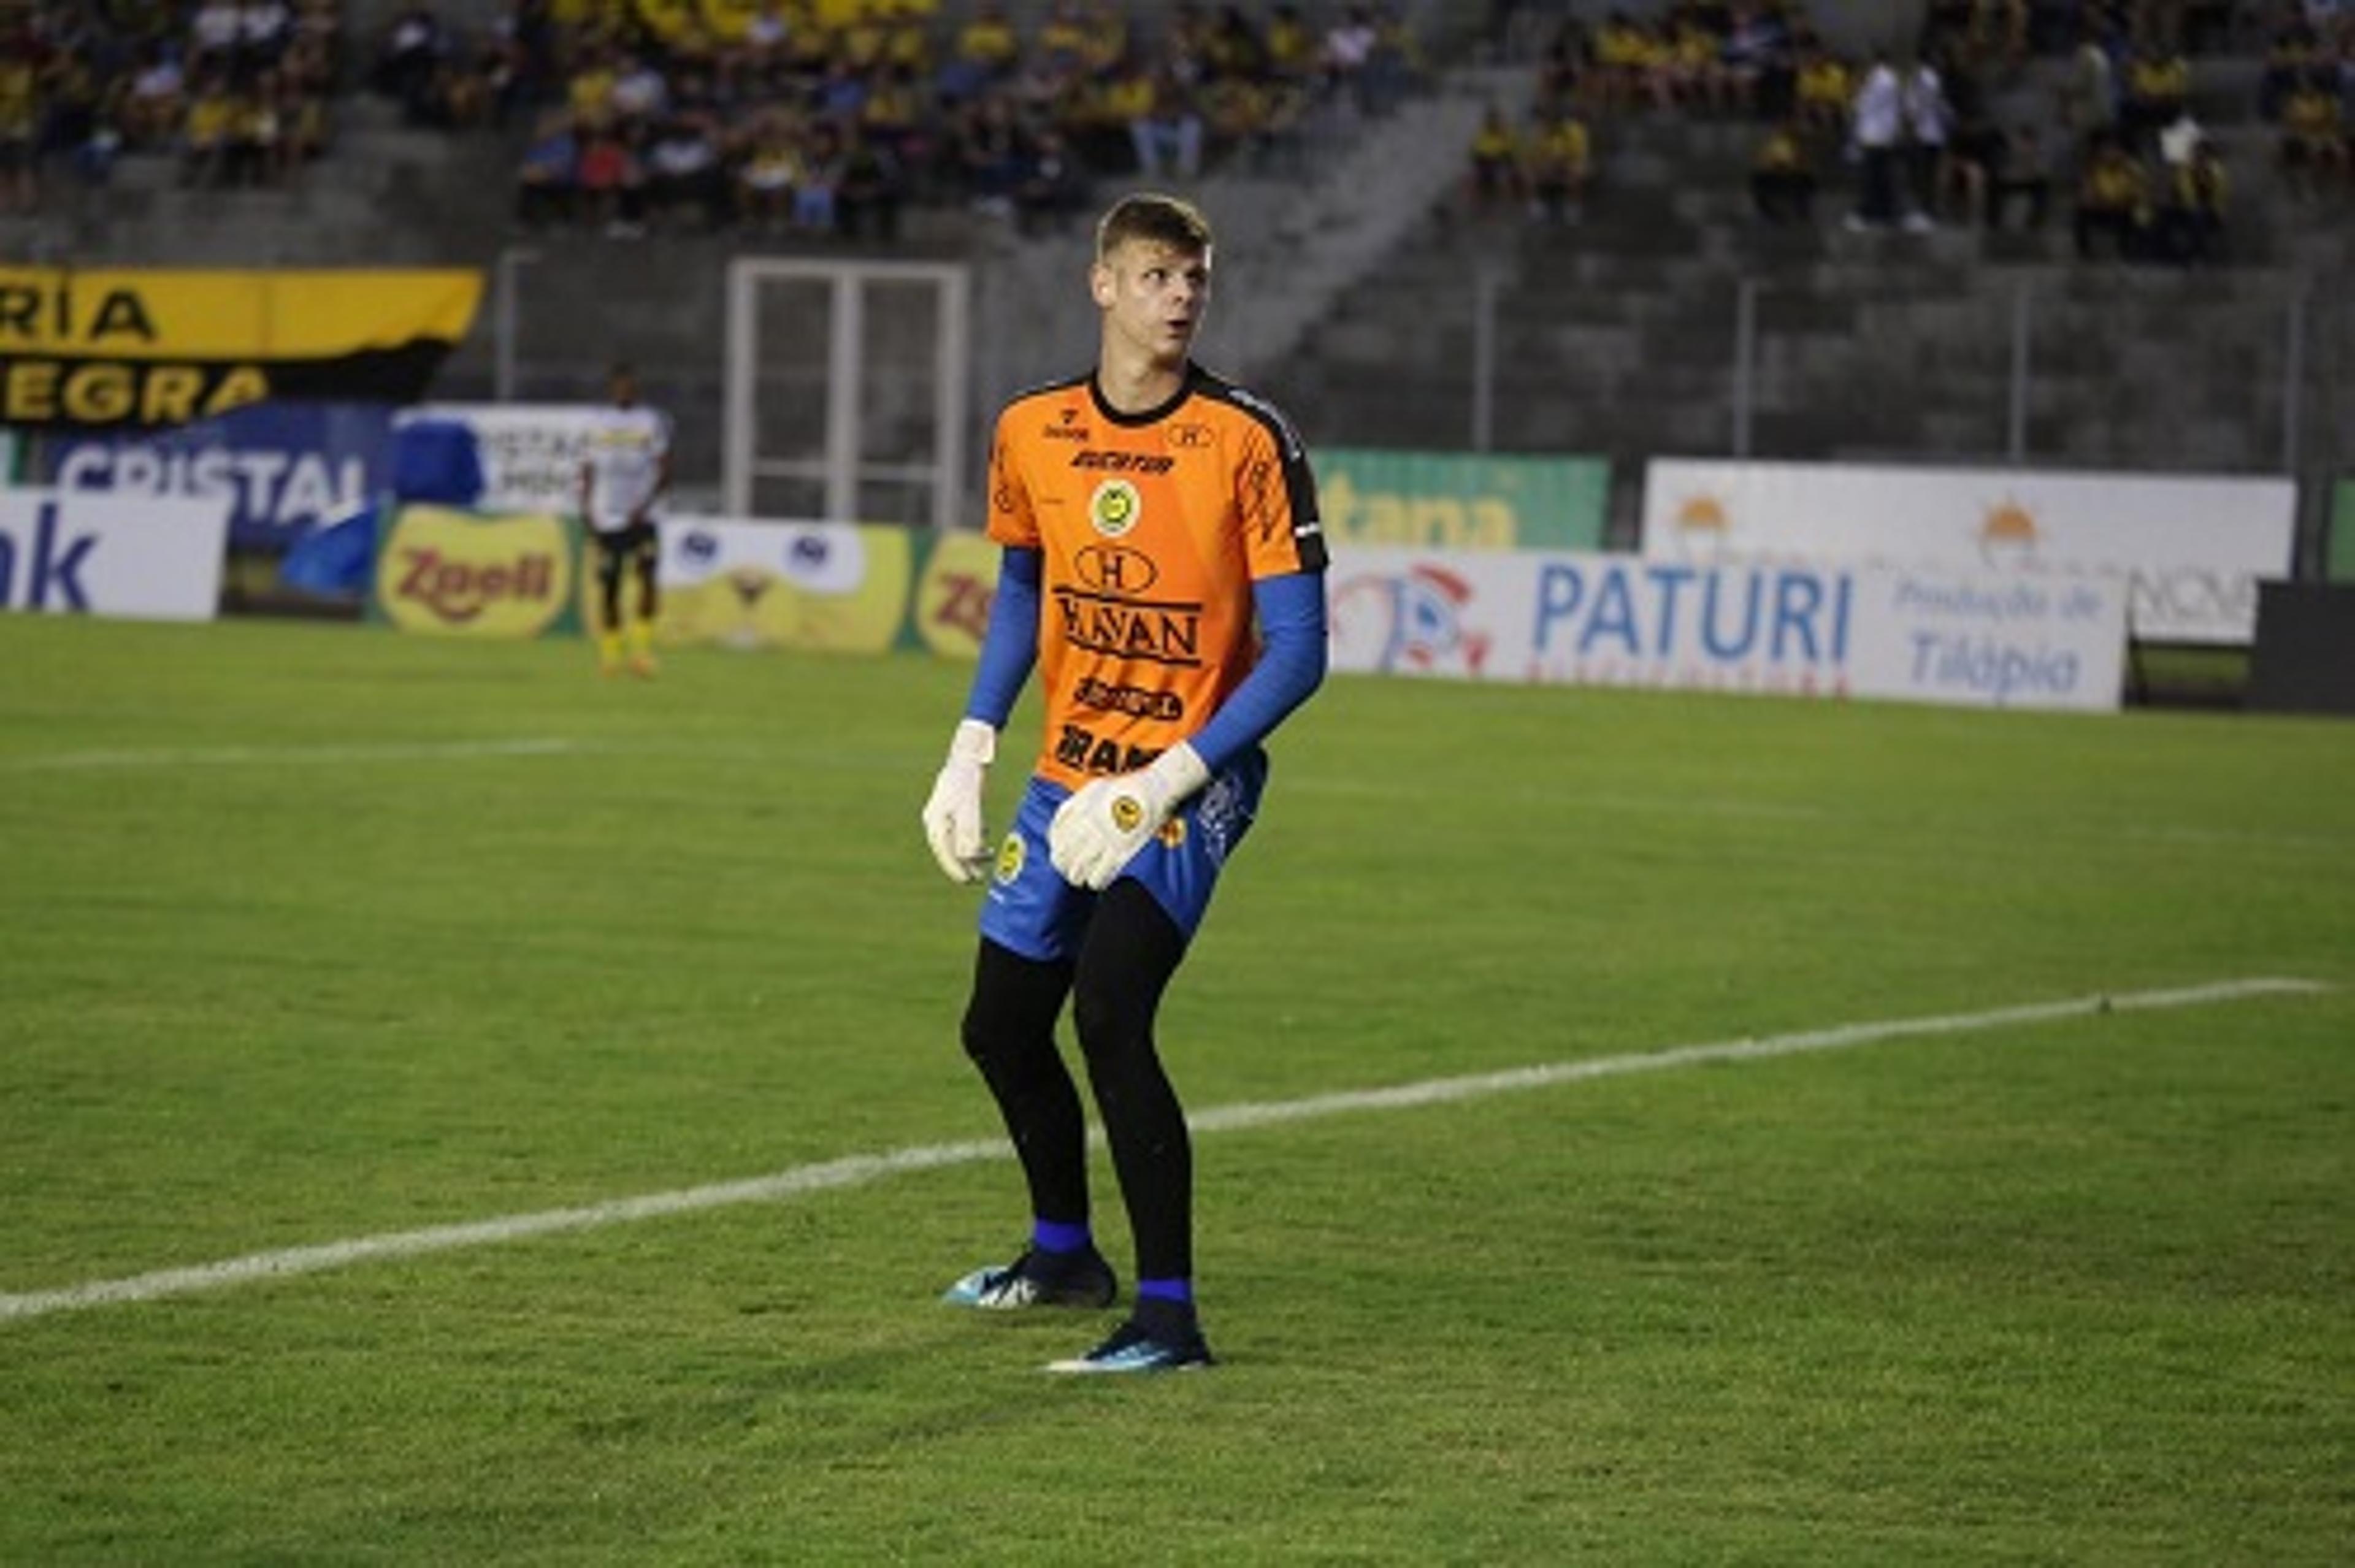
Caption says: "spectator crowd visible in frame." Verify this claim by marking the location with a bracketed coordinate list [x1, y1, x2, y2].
[1466, 0, 2355, 268]
[0, 0, 343, 210]
[480, 0, 1428, 240]
[0, 0, 1430, 239]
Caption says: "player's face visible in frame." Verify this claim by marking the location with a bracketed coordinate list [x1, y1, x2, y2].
[1092, 240, 1211, 367]
[608, 370, 637, 408]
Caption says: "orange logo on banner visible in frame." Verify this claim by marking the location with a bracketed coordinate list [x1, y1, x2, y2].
[1978, 499, 2040, 568]
[378, 506, 572, 638]
[1677, 495, 1727, 531]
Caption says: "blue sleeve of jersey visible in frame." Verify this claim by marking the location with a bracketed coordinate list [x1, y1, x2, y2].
[1189, 571, 1328, 774]
[965, 545, 1041, 728]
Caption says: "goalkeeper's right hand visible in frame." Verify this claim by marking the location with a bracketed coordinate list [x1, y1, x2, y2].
[921, 717, 997, 884]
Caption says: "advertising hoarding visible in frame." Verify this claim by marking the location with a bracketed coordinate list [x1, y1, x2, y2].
[1641, 459, 2294, 644]
[0, 491, 231, 621]
[1330, 545, 2126, 713]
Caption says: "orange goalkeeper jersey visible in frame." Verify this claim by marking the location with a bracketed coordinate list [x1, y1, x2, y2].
[987, 362, 1327, 791]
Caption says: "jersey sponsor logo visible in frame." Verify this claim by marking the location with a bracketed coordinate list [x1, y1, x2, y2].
[1073, 542, 1159, 594]
[1073, 674, 1185, 721]
[1055, 723, 1165, 777]
[990, 435, 1020, 516]
[1088, 478, 1142, 538]
[1053, 586, 1203, 666]
[1072, 450, 1175, 475]
[1242, 457, 1282, 544]
[1165, 422, 1212, 449]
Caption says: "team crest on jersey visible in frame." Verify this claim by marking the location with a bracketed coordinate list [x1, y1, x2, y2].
[995, 831, 1025, 884]
[1089, 478, 1141, 538]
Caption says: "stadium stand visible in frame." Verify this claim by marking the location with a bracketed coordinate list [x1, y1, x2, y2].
[1254, 0, 2355, 525]
[1, 0, 2349, 521]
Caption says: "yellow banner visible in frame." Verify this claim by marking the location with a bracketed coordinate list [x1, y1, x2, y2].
[910, 529, 998, 660]
[0, 268, 481, 428]
[651, 519, 911, 654]
[377, 506, 578, 639]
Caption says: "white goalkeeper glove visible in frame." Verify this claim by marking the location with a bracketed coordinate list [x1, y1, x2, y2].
[1047, 742, 1211, 891]
[921, 718, 997, 884]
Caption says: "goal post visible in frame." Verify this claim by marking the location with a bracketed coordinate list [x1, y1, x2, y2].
[723, 258, 971, 531]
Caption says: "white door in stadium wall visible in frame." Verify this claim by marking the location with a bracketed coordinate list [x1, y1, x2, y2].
[723, 258, 971, 532]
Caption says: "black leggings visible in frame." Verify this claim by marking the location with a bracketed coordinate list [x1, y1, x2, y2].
[960, 881, 1195, 1280]
[594, 524, 658, 630]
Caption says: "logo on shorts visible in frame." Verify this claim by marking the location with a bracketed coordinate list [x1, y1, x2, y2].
[1109, 794, 1145, 833]
[1157, 818, 1186, 849]
[1089, 478, 1141, 538]
[995, 831, 1025, 884]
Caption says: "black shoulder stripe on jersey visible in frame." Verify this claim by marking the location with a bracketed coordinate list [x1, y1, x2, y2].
[1195, 372, 1327, 574]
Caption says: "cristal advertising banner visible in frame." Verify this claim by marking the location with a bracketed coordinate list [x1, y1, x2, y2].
[653, 515, 913, 653]
[41, 400, 393, 552]
[1641, 459, 2294, 645]
[1, 490, 231, 621]
[394, 403, 610, 514]
[1319, 449, 1609, 551]
[0, 268, 481, 429]
[1329, 546, 2126, 713]
[372, 504, 582, 638]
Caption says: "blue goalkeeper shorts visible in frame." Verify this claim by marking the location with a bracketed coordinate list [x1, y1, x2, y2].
[979, 748, 1269, 963]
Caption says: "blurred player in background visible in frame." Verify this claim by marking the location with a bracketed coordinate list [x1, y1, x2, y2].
[579, 361, 672, 677]
[920, 192, 1330, 1374]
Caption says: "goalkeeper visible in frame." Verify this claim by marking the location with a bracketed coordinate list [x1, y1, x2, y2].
[920, 193, 1328, 1375]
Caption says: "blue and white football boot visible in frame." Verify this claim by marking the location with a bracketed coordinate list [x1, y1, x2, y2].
[1044, 1315, 1216, 1375]
[941, 1245, 1118, 1310]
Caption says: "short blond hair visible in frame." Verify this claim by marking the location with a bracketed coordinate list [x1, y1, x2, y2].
[1095, 192, 1214, 261]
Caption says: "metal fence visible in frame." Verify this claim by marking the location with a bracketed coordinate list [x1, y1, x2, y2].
[1453, 264, 2353, 577]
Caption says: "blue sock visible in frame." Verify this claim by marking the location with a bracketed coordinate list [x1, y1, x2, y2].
[1032, 1218, 1092, 1255]
[1137, 1277, 1193, 1307]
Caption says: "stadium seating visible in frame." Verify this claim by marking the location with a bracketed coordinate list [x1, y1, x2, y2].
[1258, 2, 2355, 494]
[4, 0, 2349, 495]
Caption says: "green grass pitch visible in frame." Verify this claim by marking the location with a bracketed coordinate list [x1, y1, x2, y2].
[1, 613, 2349, 1564]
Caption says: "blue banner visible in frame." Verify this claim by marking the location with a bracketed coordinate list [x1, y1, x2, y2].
[41, 400, 394, 552]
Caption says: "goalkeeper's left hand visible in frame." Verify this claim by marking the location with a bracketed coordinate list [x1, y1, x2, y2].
[1047, 743, 1211, 891]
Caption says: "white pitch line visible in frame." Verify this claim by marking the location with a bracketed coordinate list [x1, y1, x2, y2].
[0, 738, 591, 772]
[0, 976, 2325, 1325]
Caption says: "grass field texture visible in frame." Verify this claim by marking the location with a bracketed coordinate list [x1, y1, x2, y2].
[1, 614, 2349, 1564]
